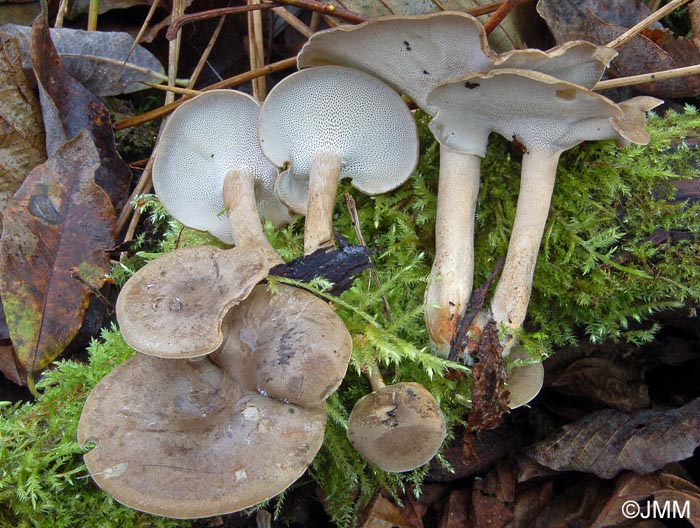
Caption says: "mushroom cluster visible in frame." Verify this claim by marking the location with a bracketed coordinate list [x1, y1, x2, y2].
[298, 12, 660, 408]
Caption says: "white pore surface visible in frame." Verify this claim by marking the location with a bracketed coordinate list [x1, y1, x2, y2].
[297, 13, 494, 114]
[428, 69, 622, 157]
[153, 90, 280, 245]
[258, 66, 419, 213]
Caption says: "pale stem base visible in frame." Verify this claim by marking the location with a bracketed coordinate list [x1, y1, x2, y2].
[425, 146, 482, 358]
[223, 169, 282, 266]
[304, 151, 342, 255]
[490, 149, 561, 335]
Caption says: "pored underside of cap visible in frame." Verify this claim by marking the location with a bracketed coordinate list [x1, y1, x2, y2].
[78, 354, 327, 519]
[297, 12, 494, 114]
[153, 90, 284, 245]
[116, 245, 273, 359]
[496, 40, 617, 89]
[258, 65, 419, 213]
[428, 68, 636, 156]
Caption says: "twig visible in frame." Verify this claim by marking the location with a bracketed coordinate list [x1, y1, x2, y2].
[594, 63, 700, 90]
[249, 0, 267, 100]
[606, 0, 692, 48]
[344, 193, 393, 323]
[120, 0, 161, 76]
[114, 57, 297, 130]
[189, 15, 226, 88]
[272, 6, 313, 38]
[483, 0, 527, 35]
[87, 0, 98, 31]
[116, 160, 154, 235]
[141, 82, 201, 95]
[54, 0, 69, 27]
[449, 257, 504, 362]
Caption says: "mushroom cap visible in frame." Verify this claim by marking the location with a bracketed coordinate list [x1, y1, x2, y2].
[296, 12, 494, 115]
[496, 40, 617, 89]
[153, 89, 290, 245]
[116, 245, 275, 359]
[427, 68, 652, 158]
[258, 65, 419, 214]
[78, 354, 326, 519]
[79, 284, 352, 518]
[347, 381, 446, 472]
[504, 346, 544, 409]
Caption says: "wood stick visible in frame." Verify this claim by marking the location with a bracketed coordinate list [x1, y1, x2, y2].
[607, 0, 692, 49]
[594, 63, 700, 90]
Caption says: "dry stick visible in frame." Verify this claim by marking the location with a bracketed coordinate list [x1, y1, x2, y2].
[142, 82, 201, 95]
[607, 0, 692, 48]
[309, 11, 321, 32]
[188, 15, 226, 88]
[272, 6, 314, 38]
[344, 193, 393, 323]
[690, 0, 700, 47]
[594, 63, 700, 90]
[483, 0, 527, 35]
[114, 57, 297, 130]
[167, 3, 281, 39]
[87, 0, 98, 31]
[54, 0, 69, 27]
[248, 0, 267, 100]
[121, 0, 161, 72]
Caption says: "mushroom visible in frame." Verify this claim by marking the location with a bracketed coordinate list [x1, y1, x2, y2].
[347, 360, 446, 473]
[257, 65, 419, 254]
[504, 346, 545, 410]
[427, 68, 662, 356]
[297, 12, 618, 356]
[78, 280, 352, 518]
[116, 166, 283, 359]
[153, 89, 291, 245]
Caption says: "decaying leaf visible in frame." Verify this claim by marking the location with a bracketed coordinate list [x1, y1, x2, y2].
[0, 22, 164, 96]
[528, 397, 700, 479]
[548, 357, 650, 412]
[537, 0, 700, 98]
[29, 13, 131, 213]
[0, 130, 115, 381]
[360, 494, 413, 528]
[0, 34, 46, 224]
[591, 472, 700, 527]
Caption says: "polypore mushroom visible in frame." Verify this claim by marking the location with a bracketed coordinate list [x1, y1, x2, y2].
[347, 361, 446, 472]
[116, 167, 283, 359]
[297, 13, 618, 356]
[427, 68, 661, 357]
[153, 89, 291, 245]
[257, 65, 418, 254]
[78, 281, 352, 518]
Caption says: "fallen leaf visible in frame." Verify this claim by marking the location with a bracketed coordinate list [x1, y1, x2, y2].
[439, 488, 470, 528]
[527, 397, 700, 479]
[548, 357, 650, 412]
[591, 472, 700, 527]
[512, 481, 553, 527]
[360, 494, 413, 528]
[0, 294, 26, 385]
[1, 22, 164, 96]
[0, 34, 46, 224]
[29, 13, 131, 213]
[0, 130, 115, 380]
[536, 0, 700, 98]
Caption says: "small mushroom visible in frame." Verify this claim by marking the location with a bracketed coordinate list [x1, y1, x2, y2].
[153, 89, 291, 245]
[503, 346, 544, 409]
[347, 361, 446, 473]
[297, 13, 618, 356]
[78, 282, 352, 518]
[427, 68, 662, 355]
[116, 167, 283, 359]
[257, 65, 418, 254]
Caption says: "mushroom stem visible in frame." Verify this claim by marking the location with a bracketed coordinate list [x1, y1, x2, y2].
[366, 358, 386, 392]
[223, 168, 283, 265]
[490, 149, 560, 336]
[425, 146, 481, 357]
[303, 151, 342, 255]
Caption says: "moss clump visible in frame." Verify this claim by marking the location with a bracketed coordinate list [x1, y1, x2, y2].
[2, 107, 700, 527]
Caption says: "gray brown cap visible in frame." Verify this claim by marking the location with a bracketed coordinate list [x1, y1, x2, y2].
[347, 382, 446, 472]
[79, 284, 352, 518]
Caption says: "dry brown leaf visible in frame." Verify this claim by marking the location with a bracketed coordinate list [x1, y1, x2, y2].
[1, 23, 165, 96]
[0, 34, 46, 225]
[527, 397, 700, 479]
[549, 357, 650, 411]
[0, 130, 115, 381]
[591, 472, 700, 527]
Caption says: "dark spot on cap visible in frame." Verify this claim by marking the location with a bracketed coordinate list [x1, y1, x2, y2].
[464, 81, 480, 89]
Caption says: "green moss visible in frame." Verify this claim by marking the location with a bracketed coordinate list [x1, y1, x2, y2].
[2, 107, 700, 526]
